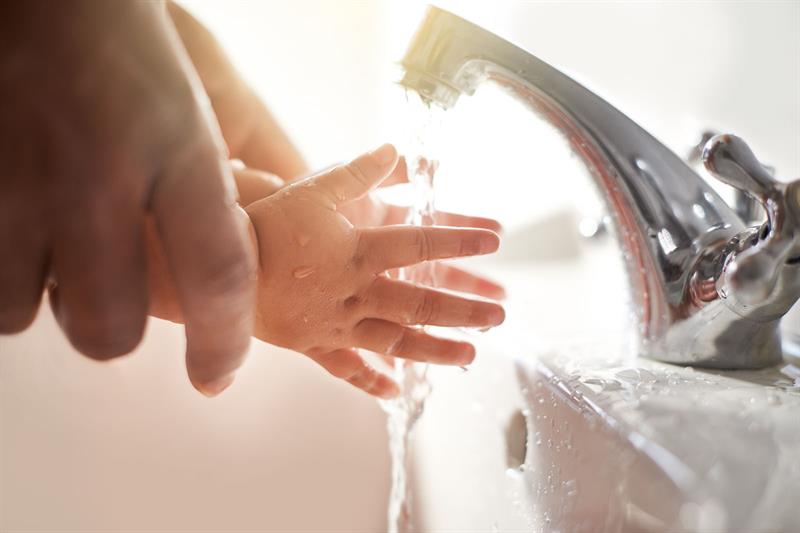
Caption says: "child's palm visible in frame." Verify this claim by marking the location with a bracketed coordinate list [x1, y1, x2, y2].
[247, 145, 504, 398]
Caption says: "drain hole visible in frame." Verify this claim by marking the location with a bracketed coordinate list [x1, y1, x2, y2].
[786, 255, 800, 265]
[505, 409, 528, 469]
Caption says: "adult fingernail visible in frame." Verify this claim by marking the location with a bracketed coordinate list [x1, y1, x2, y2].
[197, 373, 236, 397]
[370, 143, 397, 166]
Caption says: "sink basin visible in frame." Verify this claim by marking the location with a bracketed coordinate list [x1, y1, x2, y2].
[514, 353, 800, 532]
[410, 242, 800, 532]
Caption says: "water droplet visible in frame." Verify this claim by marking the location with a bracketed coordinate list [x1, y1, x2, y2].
[766, 393, 781, 406]
[293, 266, 316, 279]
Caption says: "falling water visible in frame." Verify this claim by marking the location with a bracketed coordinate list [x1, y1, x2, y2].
[380, 93, 442, 533]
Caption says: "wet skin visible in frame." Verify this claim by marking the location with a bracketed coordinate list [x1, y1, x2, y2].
[148, 145, 506, 398]
[1, 1, 505, 398]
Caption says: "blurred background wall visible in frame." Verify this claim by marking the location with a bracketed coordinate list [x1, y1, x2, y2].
[1, 1, 797, 531]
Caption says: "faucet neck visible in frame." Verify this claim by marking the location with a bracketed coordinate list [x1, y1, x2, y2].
[401, 7, 796, 368]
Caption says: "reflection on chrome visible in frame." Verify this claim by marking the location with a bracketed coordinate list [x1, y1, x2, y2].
[400, 7, 800, 369]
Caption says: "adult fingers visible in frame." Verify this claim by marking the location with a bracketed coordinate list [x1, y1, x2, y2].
[309, 144, 398, 206]
[167, 1, 308, 179]
[362, 276, 504, 328]
[356, 226, 499, 272]
[382, 205, 501, 230]
[0, 197, 48, 333]
[353, 318, 475, 366]
[50, 177, 148, 359]
[152, 140, 257, 397]
[436, 264, 506, 300]
[307, 348, 399, 399]
[232, 165, 285, 207]
[144, 216, 183, 323]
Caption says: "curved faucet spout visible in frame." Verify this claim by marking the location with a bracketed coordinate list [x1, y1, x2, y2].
[400, 7, 800, 368]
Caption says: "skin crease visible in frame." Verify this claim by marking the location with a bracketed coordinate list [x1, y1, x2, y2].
[166, 1, 308, 180]
[152, 3, 510, 398]
[147, 146, 507, 398]
[0, 0, 258, 396]
[232, 160, 507, 301]
[1, 0, 506, 398]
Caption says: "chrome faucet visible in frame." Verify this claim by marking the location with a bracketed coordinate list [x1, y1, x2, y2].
[400, 7, 800, 369]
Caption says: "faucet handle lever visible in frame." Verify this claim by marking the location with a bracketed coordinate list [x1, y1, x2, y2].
[703, 134, 780, 199]
[703, 134, 800, 304]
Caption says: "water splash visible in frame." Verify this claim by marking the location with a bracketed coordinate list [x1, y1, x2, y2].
[379, 93, 442, 533]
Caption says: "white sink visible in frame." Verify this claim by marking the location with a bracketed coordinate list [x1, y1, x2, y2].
[515, 353, 800, 532]
[411, 236, 800, 532]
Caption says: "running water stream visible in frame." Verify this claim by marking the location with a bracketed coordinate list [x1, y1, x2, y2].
[379, 95, 442, 533]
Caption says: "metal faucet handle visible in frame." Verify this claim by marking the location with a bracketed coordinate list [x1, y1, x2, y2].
[703, 134, 800, 303]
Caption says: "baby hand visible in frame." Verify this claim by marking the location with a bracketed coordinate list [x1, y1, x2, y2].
[247, 144, 504, 398]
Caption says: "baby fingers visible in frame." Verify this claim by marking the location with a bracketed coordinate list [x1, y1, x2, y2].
[436, 264, 506, 300]
[308, 348, 400, 399]
[353, 319, 475, 366]
[310, 143, 399, 205]
[356, 226, 499, 272]
[362, 277, 504, 327]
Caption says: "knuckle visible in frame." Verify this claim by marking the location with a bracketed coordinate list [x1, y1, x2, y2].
[151, 95, 207, 153]
[413, 290, 437, 324]
[348, 364, 378, 390]
[343, 362, 365, 382]
[414, 227, 432, 262]
[344, 161, 370, 187]
[113, 86, 207, 170]
[351, 231, 368, 269]
[467, 302, 482, 326]
[194, 247, 256, 304]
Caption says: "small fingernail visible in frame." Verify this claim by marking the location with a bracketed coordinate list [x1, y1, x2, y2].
[479, 232, 500, 253]
[378, 382, 401, 399]
[488, 304, 506, 326]
[370, 143, 397, 166]
[197, 373, 236, 397]
[458, 343, 476, 365]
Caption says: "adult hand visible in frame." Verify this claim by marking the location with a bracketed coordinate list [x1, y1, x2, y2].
[0, 1, 256, 396]
[167, 1, 308, 180]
